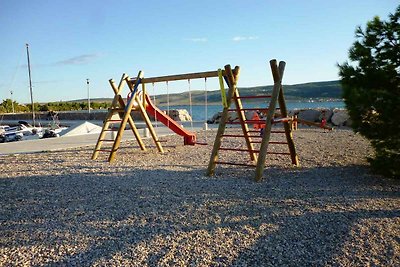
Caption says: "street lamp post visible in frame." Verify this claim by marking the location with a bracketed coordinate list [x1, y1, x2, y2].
[26, 43, 35, 126]
[87, 78, 91, 114]
[10, 90, 15, 113]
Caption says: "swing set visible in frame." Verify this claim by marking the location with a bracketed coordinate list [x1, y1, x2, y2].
[92, 68, 227, 162]
[92, 59, 299, 181]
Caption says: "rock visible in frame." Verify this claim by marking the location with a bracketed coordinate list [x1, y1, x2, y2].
[208, 108, 347, 126]
[207, 111, 241, 124]
[227, 111, 239, 122]
[331, 109, 350, 126]
[288, 110, 300, 117]
[298, 109, 321, 122]
[167, 109, 192, 121]
[208, 112, 222, 124]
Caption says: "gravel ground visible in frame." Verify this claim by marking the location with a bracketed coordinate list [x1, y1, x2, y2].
[0, 127, 399, 266]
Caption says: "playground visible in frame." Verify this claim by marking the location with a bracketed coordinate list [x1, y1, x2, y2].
[1, 60, 399, 266]
[92, 60, 302, 181]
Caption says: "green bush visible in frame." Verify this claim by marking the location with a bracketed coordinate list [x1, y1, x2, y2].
[338, 5, 400, 178]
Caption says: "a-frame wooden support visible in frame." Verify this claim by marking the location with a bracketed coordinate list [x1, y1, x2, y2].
[92, 71, 163, 162]
[206, 59, 299, 181]
[206, 65, 256, 169]
[254, 60, 299, 181]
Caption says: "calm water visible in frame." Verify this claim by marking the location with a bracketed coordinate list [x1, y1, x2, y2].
[85, 100, 345, 121]
[166, 101, 345, 121]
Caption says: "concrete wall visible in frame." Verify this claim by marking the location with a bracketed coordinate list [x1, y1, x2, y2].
[1, 110, 144, 122]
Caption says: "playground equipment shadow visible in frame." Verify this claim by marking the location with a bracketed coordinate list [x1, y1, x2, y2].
[1, 163, 398, 266]
[1, 128, 398, 266]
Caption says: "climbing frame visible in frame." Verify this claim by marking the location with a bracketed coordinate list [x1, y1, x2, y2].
[207, 59, 299, 181]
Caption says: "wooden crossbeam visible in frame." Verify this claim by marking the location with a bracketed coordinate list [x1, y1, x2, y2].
[130, 70, 227, 84]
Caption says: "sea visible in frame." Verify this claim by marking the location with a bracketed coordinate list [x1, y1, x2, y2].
[165, 100, 345, 121]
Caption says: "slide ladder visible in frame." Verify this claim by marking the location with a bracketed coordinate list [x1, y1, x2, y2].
[207, 60, 299, 181]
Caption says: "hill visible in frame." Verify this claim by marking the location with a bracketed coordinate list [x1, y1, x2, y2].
[70, 80, 342, 106]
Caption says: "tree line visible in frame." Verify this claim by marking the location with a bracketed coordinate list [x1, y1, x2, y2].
[0, 99, 111, 113]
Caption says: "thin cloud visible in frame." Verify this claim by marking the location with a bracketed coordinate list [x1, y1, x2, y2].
[55, 53, 100, 65]
[184, 37, 208, 42]
[232, 36, 259, 42]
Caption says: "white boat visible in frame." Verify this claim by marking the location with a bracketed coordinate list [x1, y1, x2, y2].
[0, 124, 33, 142]
[0, 120, 68, 143]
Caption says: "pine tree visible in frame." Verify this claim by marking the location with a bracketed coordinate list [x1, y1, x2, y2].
[338, 5, 400, 178]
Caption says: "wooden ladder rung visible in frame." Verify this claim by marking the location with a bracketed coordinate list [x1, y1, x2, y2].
[226, 119, 291, 125]
[247, 130, 290, 134]
[107, 119, 122, 122]
[219, 147, 290, 156]
[219, 147, 260, 153]
[99, 139, 115, 142]
[226, 120, 265, 125]
[250, 141, 288, 144]
[272, 117, 293, 123]
[215, 161, 256, 167]
[222, 134, 262, 138]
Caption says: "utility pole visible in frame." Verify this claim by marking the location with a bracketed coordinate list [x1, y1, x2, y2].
[26, 43, 35, 126]
[87, 78, 91, 114]
[10, 90, 15, 113]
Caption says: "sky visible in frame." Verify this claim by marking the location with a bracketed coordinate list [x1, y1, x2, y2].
[0, 0, 398, 104]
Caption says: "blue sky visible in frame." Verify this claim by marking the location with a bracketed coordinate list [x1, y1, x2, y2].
[0, 0, 398, 103]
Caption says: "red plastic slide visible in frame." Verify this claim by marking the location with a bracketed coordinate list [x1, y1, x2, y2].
[144, 94, 196, 145]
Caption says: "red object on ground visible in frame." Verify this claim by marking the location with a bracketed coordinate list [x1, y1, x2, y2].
[144, 94, 197, 145]
[320, 118, 327, 128]
[252, 112, 265, 130]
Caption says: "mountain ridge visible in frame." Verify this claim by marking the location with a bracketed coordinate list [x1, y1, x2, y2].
[68, 80, 342, 106]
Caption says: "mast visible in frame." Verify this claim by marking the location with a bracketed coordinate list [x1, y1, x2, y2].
[26, 43, 35, 126]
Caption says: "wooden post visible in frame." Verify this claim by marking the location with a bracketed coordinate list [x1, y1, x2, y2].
[135, 94, 164, 153]
[108, 71, 144, 162]
[254, 60, 285, 181]
[142, 83, 146, 109]
[276, 67, 299, 166]
[110, 75, 146, 151]
[206, 65, 239, 176]
[125, 77, 164, 153]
